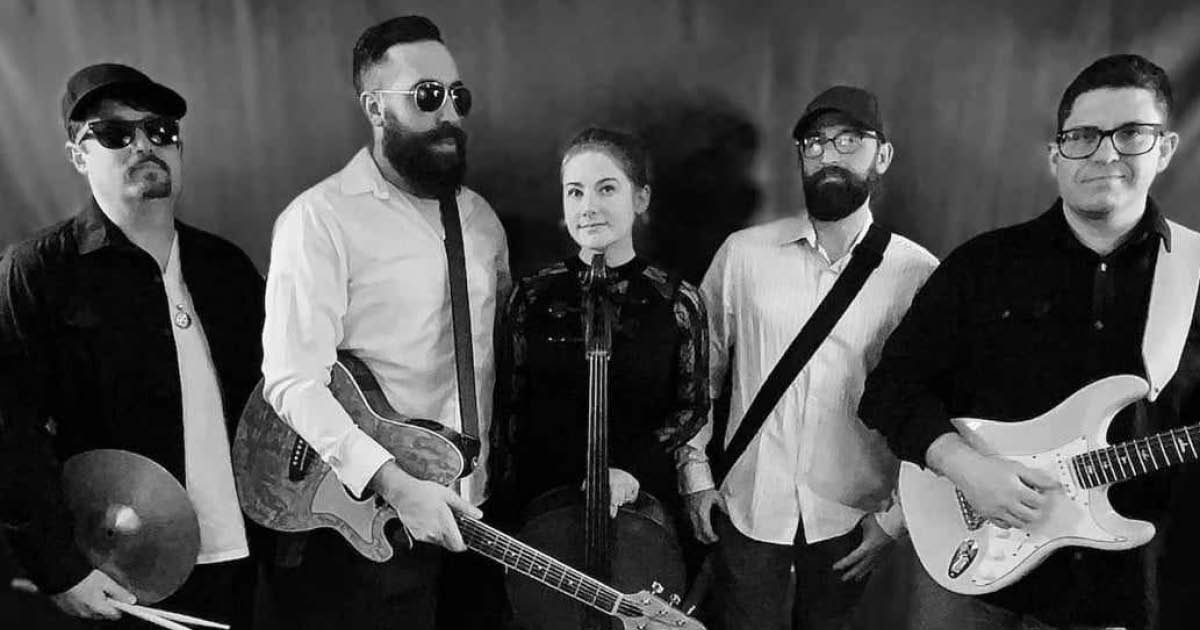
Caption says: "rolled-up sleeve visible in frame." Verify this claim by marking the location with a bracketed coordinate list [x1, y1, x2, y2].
[677, 239, 736, 494]
[261, 198, 392, 496]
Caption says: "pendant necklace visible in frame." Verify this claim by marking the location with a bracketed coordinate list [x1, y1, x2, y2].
[173, 303, 192, 329]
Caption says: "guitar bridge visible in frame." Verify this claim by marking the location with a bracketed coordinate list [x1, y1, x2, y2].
[956, 488, 986, 530]
[288, 438, 314, 482]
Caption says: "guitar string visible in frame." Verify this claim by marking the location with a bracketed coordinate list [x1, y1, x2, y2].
[1070, 424, 1200, 488]
[458, 516, 645, 616]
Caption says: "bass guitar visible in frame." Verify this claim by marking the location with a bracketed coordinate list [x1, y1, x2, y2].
[900, 374, 1199, 595]
[232, 352, 704, 629]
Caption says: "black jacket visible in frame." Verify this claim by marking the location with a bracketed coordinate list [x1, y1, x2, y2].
[0, 200, 265, 593]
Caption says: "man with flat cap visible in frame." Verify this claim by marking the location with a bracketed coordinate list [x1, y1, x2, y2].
[681, 85, 937, 629]
[0, 63, 264, 627]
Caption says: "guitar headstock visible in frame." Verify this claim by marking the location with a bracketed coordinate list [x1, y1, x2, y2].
[616, 589, 706, 630]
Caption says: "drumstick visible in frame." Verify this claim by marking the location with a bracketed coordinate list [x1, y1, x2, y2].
[110, 601, 191, 630]
[128, 604, 232, 629]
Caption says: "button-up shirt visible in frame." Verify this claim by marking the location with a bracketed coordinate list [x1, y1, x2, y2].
[688, 210, 938, 544]
[859, 199, 1200, 626]
[263, 148, 510, 503]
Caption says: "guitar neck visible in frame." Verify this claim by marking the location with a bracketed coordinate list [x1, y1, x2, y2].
[1073, 422, 1200, 488]
[457, 516, 636, 618]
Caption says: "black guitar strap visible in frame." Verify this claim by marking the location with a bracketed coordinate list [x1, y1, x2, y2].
[439, 193, 481, 443]
[717, 223, 891, 479]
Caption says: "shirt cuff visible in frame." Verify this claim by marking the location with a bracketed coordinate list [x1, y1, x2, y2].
[676, 444, 716, 495]
[905, 397, 958, 468]
[874, 504, 906, 539]
[331, 429, 395, 496]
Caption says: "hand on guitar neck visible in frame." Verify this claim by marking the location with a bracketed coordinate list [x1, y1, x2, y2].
[925, 433, 1061, 529]
[369, 460, 482, 552]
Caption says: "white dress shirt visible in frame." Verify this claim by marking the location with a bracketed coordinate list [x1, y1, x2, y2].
[262, 147, 510, 503]
[687, 210, 937, 545]
[163, 235, 250, 564]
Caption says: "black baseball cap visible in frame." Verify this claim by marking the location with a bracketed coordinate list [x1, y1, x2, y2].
[61, 63, 186, 133]
[792, 85, 885, 141]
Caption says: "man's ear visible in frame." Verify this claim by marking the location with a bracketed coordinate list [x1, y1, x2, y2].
[65, 141, 88, 175]
[1047, 142, 1060, 178]
[360, 92, 385, 128]
[874, 141, 894, 175]
[1157, 131, 1179, 173]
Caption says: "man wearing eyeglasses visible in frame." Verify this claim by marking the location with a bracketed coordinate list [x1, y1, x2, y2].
[260, 15, 508, 630]
[859, 54, 1197, 629]
[683, 85, 937, 630]
[0, 64, 265, 626]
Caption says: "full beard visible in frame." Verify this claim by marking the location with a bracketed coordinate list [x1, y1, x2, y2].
[381, 113, 468, 199]
[802, 165, 880, 222]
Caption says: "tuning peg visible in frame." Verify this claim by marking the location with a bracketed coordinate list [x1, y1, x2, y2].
[651, 581, 664, 595]
[668, 593, 681, 606]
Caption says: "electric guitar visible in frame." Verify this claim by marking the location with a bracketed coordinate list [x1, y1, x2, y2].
[900, 374, 1199, 595]
[232, 352, 704, 630]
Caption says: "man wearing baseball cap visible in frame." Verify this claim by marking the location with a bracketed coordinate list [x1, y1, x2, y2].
[682, 85, 937, 629]
[0, 63, 265, 627]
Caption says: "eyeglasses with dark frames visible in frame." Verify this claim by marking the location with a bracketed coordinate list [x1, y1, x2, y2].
[797, 130, 879, 159]
[1055, 123, 1166, 160]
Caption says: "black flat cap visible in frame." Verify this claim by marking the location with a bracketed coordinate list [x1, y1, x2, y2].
[62, 63, 186, 132]
[792, 85, 885, 141]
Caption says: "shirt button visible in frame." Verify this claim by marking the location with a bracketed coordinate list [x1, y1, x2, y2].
[1094, 320, 1104, 331]
[1099, 262, 1108, 272]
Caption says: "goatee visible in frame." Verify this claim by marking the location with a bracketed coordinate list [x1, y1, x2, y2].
[128, 156, 172, 199]
[382, 114, 468, 199]
[802, 165, 879, 222]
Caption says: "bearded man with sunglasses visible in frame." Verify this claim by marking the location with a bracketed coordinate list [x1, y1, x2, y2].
[859, 54, 1199, 629]
[683, 86, 937, 630]
[0, 64, 265, 627]
[260, 15, 508, 630]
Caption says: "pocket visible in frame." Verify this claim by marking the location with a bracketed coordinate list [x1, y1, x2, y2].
[968, 297, 1056, 360]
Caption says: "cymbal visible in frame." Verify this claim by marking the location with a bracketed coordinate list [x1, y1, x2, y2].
[62, 449, 199, 604]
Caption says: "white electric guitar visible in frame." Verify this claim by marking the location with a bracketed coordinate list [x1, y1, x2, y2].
[900, 374, 1199, 595]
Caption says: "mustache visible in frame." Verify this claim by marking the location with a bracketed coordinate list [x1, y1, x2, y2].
[810, 165, 856, 184]
[131, 155, 170, 172]
[422, 123, 467, 147]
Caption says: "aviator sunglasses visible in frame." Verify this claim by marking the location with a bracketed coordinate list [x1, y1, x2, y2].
[367, 80, 473, 116]
[75, 117, 181, 150]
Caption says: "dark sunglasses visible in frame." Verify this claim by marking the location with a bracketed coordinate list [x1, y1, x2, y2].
[368, 80, 472, 116]
[75, 117, 181, 150]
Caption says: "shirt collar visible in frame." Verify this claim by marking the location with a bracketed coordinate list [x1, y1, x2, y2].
[778, 207, 875, 254]
[1046, 197, 1172, 254]
[776, 214, 817, 246]
[162, 231, 182, 283]
[74, 197, 138, 255]
[338, 146, 392, 200]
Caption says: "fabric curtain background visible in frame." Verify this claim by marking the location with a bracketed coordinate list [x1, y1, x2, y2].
[2, 0, 1199, 284]
[4, 2, 1200, 629]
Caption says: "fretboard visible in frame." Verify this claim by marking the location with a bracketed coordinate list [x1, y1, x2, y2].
[457, 516, 641, 618]
[1072, 423, 1200, 488]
